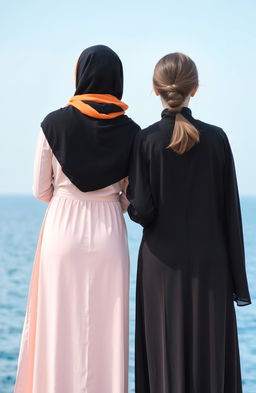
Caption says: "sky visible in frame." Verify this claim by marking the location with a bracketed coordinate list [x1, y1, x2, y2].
[0, 0, 255, 194]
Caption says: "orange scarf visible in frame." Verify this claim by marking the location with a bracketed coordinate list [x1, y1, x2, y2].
[67, 94, 128, 119]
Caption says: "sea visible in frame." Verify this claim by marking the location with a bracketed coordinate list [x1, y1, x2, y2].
[0, 195, 255, 393]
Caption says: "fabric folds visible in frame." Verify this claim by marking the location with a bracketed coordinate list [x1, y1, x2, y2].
[41, 45, 140, 192]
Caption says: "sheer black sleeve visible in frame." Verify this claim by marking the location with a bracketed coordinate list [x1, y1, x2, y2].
[223, 132, 252, 306]
[126, 132, 156, 228]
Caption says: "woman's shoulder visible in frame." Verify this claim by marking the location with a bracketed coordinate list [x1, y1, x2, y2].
[133, 120, 162, 144]
[142, 120, 162, 135]
[41, 108, 140, 133]
[113, 114, 141, 134]
[41, 107, 71, 128]
[194, 118, 232, 153]
[136, 115, 231, 154]
[194, 118, 227, 138]
[129, 122, 163, 155]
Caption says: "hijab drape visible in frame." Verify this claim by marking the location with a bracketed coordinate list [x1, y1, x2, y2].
[40, 45, 140, 191]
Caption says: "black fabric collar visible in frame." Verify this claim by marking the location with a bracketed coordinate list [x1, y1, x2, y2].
[161, 106, 192, 119]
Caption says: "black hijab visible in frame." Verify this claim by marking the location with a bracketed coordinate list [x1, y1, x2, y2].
[41, 45, 140, 192]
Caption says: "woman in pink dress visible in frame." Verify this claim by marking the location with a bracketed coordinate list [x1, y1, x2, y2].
[13, 45, 140, 393]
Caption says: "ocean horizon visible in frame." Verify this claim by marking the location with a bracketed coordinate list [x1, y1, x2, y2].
[0, 194, 255, 393]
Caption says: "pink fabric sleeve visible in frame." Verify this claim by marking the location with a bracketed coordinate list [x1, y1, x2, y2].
[32, 128, 54, 203]
[119, 177, 130, 213]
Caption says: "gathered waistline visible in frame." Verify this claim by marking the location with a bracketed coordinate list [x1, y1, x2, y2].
[52, 189, 120, 202]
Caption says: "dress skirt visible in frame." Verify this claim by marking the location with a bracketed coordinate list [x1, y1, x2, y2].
[13, 188, 129, 393]
[135, 239, 243, 393]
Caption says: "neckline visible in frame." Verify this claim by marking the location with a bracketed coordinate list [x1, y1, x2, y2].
[161, 106, 192, 119]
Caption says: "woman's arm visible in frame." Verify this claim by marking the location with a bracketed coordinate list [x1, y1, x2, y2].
[32, 128, 54, 203]
[223, 131, 251, 306]
[119, 177, 130, 213]
[126, 131, 156, 227]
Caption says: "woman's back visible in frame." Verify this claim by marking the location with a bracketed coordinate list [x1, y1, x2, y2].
[52, 144, 126, 202]
[142, 107, 228, 255]
[127, 105, 250, 306]
[32, 128, 127, 204]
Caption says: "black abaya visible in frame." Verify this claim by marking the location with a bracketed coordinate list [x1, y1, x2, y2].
[127, 106, 252, 393]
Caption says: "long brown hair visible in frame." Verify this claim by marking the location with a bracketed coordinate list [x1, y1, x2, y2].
[153, 52, 199, 154]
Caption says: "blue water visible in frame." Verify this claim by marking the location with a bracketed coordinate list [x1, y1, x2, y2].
[0, 195, 255, 393]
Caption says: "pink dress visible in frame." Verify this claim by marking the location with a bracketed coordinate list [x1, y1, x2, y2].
[14, 128, 130, 393]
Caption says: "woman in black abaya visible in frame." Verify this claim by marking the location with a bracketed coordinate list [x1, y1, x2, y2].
[127, 52, 252, 393]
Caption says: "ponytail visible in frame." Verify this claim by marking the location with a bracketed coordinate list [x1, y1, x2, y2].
[167, 113, 199, 154]
[153, 52, 200, 154]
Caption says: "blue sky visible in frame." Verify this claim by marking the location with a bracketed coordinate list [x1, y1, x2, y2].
[0, 0, 256, 194]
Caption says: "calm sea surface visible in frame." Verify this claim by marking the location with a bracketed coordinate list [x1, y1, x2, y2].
[0, 195, 255, 393]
